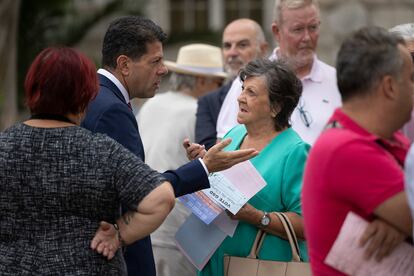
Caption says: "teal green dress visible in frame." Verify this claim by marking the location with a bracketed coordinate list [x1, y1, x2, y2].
[199, 125, 310, 276]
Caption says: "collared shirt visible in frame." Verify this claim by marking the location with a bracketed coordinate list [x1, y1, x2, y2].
[270, 48, 342, 145]
[302, 108, 409, 275]
[216, 77, 243, 138]
[97, 68, 130, 105]
[97, 68, 209, 175]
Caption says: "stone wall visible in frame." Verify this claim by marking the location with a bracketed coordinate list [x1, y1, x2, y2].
[312, 0, 414, 65]
[77, 0, 414, 67]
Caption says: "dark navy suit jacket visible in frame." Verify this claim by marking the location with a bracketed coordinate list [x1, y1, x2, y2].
[82, 74, 210, 276]
[195, 82, 232, 150]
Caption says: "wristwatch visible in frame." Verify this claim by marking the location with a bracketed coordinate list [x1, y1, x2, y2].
[259, 211, 271, 228]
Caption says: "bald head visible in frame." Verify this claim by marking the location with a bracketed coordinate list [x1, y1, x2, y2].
[222, 19, 268, 78]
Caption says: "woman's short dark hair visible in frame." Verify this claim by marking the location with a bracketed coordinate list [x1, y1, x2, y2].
[102, 16, 167, 69]
[239, 58, 302, 131]
[25, 47, 99, 115]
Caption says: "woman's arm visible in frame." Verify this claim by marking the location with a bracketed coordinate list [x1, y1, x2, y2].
[117, 181, 175, 243]
[228, 204, 305, 240]
[91, 181, 175, 258]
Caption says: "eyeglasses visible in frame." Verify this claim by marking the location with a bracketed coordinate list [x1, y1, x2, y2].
[297, 99, 312, 128]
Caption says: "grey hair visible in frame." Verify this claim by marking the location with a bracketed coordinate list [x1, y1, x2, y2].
[336, 26, 405, 102]
[273, 0, 319, 23]
[389, 23, 414, 41]
[169, 72, 197, 91]
[239, 58, 302, 131]
[252, 21, 266, 44]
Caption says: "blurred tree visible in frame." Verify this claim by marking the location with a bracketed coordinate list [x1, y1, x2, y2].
[0, 0, 20, 130]
[0, 0, 145, 130]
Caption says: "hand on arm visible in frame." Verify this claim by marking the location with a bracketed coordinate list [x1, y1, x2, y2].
[356, 191, 412, 262]
[373, 191, 412, 236]
[359, 218, 406, 262]
[91, 182, 175, 259]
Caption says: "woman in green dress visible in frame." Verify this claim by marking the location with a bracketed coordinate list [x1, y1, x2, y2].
[197, 58, 309, 276]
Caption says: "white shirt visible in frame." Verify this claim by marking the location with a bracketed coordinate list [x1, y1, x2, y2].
[137, 91, 197, 248]
[137, 91, 197, 172]
[405, 145, 414, 238]
[216, 77, 243, 138]
[98, 69, 209, 174]
[97, 68, 130, 105]
[275, 52, 342, 145]
[216, 49, 342, 145]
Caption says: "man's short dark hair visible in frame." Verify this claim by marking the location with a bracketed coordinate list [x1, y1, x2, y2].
[239, 58, 302, 131]
[336, 26, 405, 101]
[102, 16, 167, 68]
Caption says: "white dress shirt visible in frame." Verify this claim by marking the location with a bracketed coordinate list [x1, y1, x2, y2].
[97, 68, 131, 105]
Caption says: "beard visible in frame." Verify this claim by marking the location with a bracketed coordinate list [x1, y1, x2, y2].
[224, 50, 262, 79]
[224, 56, 245, 79]
[278, 50, 314, 73]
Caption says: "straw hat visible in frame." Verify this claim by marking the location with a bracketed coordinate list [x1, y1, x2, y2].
[164, 43, 227, 78]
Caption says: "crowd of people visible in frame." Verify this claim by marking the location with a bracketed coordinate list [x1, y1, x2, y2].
[1, 0, 414, 275]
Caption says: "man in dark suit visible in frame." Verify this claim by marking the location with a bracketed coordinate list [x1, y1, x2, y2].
[195, 18, 268, 149]
[82, 16, 258, 276]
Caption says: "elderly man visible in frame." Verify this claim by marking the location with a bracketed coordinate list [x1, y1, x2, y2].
[196, 18, 268, 149]
[302, 26, 413, 275]
[82, 16, 257, 276]
[390, 23, 414, 141]
[270, 0, 341, 144]
[216, 0, 341, 145]
[137, 44, 227, 276]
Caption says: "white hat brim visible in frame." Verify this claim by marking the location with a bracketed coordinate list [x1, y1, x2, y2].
[164, 61, 228, 78]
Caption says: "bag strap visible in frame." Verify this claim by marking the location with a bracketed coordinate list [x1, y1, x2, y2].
[278, 212, 302, 262]
[256, 213, 303, 262]
[247, 229, 264, 259]
[246, 212, 303, 262]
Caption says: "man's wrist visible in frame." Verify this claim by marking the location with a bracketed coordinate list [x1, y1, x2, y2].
[198, 158, 209, 175]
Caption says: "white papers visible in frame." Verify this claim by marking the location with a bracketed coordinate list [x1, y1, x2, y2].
[175, 160, 266, 270]
[179, 190, 224, 224]
[203, 172, 248, 214]
[212, 211, 238, 237]
[179, 160, 267, 223]
[325, 212, 414, 276]
[175, 214, 227, 270]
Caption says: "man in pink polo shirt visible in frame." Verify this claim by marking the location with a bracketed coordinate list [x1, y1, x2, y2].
[302, 26, 414, 275]
[216, 0, 341, 145]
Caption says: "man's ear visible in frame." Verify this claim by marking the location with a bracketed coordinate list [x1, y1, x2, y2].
[381, 74, 399, 100]
[116, 55, 130, 76]
[271, 22, 281, 43]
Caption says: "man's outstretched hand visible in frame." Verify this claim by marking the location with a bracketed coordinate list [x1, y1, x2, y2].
[183, 138, 258, 172]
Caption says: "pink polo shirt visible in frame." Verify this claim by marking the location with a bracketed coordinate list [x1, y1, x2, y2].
[302, 108, 409, 276]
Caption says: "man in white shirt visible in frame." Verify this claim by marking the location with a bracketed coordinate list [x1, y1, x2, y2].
[197, 19, 269, 148]
[137, 44, 227, 276]
[217, 0, 341, 145]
